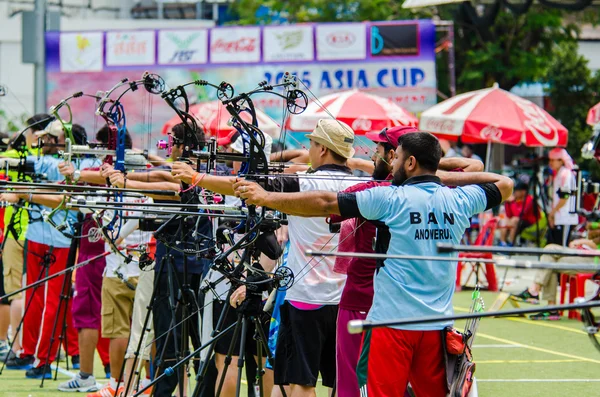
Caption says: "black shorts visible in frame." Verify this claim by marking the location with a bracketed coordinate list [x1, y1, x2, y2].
[273, 302, 337, 388]
[212, 300, 270, 358]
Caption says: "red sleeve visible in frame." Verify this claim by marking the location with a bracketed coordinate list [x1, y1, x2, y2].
[329, 180, 390, 223]
[504, 201, 515, 218]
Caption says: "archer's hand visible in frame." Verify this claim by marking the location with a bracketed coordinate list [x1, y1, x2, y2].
[0, 193, 21, 203]
[171, 162, 196, 184]
[230, 286, 247, 308]
[107, 170, 125, 188]
[233, 179, 268, 206]
[569, 239, 596, 250]
[100, 163, 115, 179]
[58, 162, 75, 179]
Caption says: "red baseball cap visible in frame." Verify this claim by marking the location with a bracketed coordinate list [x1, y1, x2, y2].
[365, 126, 419, 149]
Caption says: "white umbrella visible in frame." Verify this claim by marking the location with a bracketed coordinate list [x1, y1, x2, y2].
[403, 0, 466, 8]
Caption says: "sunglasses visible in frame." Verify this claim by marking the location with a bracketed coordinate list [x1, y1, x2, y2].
[379, 128, 395, 147]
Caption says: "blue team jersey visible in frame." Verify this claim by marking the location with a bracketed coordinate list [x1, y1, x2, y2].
[355, 175, 487, 330]
[26, 156, 101, 247]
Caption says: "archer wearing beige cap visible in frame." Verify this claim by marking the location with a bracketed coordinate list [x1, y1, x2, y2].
[306, 119, 355, 160]
[35, 120, 64, 155]
[170, 117, 360, 395]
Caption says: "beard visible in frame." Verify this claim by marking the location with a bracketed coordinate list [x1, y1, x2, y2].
[372, 159, 391, 180]
[392, 166, 408, 186]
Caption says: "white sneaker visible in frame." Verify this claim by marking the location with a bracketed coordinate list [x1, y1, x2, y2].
[58, 373, 99, 392]
[0, 340, 9, 361]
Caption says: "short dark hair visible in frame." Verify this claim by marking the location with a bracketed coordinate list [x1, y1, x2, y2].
[71, 124, 88, 145]
[26, 113, 52, 132]
[515, 181, 529, 191]
[397, 132, 442, 172]
[329, 149, 347, 164]
[171, 122, 206, 150]
[380, 141, 395, 154]
[96, 125, 133, 149]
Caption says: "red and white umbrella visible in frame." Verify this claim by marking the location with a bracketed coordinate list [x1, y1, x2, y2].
[162, 100, 281, 143]
[419, 84, 568, 147]
[288, 89, 418, 134]
[587, 102, 600, 126]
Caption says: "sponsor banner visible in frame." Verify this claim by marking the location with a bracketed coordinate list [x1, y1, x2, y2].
[209, 27, 261, 64]
[370, 22, 420, 57]
[158, 29, 208, 65]
[59, 32, 103, 73]
[47, 60, 435, 146]
[263, 25, 314, 62]
[106, 31, 155, 66]
[316, 23, 367, 61]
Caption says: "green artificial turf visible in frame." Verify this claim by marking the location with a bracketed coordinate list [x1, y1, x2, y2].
[2, 291, 599, 396]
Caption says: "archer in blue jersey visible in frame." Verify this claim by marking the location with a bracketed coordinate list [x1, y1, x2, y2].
[233, 131, 513, 396]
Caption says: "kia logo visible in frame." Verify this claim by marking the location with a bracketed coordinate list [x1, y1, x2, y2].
[326, 32, 355, 48]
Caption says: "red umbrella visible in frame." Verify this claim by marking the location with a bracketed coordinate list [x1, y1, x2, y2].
[162, 100, 281, 145]
[587, 102, 600, 126]
[287, 89, 418, 134]
[419, 84, 568, 147]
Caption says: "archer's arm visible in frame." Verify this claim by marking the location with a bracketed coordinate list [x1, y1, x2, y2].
[171, 162, 236, 196]
[3, 191, 66, 208]
[233, 179, 339, 216]
[436, 171, 514, 202]
[347, 158, 374, 174]
[438, 157, 484, 173]
[127, 170, 177, 183]
[270, 149, 309, 164]
[107, 171, 180, 201]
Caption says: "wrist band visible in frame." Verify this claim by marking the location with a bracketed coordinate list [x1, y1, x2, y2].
[192, 172, 205, 186]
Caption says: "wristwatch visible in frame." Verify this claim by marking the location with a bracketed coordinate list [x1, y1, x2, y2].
[73, 169, 81, 183]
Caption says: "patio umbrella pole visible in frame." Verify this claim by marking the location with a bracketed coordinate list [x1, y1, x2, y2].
[485, 140, 492, 171]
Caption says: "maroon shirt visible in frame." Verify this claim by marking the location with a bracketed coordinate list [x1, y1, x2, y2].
[330, 179, 390, 312]
[331, 169, 463, 312]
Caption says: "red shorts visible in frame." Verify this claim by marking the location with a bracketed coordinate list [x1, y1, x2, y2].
[357, 327, 447, 397]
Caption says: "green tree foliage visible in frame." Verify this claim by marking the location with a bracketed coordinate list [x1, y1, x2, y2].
[545, 41, 600, 165]
[230, 0, 600, 163]
[451, 5, 577, 92]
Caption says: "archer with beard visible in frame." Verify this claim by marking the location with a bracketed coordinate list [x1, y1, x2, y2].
[233, 131, 510, 397]
[326, 126, 483, 397]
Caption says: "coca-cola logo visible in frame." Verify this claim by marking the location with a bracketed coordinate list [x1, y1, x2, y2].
[326, 32, 356, 48]
[211, 38, 256, 53]
[512, 95, 558, 146]
[480, 125, 503, 141]
[422, 118, 456, 134]
[352, 117, 372, 132]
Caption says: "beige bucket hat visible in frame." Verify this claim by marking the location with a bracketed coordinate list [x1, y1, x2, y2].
[306, 119, 355, 159]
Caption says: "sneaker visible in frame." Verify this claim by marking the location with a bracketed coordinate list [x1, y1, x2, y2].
[25, 364, 52, 379]
[530, 310, 561, 321]
[135, 384, 153, 395]
[511, 289, 540, 304]
[104, 364, 111, 379]
[86, 384, 124, 397]
[58, 373, 99, 392]
[72, 355, 80, 369]
[6, 354, 34, 370]
[0, 340, 9, 361]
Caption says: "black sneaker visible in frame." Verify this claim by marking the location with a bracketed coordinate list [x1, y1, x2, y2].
[6, 354, 34, 370]
[71, 355, 80, 369]
[104, 363, 111, 379]
[25, 364, 52, 379]
[530, 310, 561, 321]
[511, 289, 540, 304]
